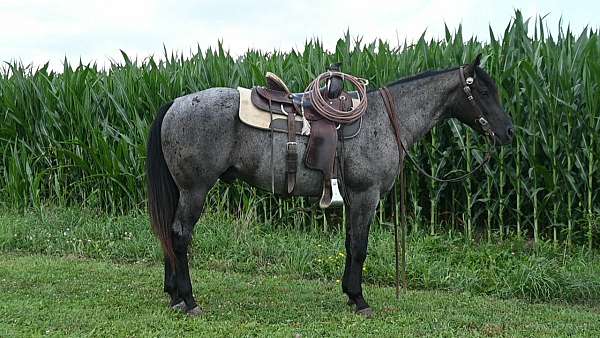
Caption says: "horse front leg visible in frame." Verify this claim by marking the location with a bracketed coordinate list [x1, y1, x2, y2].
[342, 189, 378, 317]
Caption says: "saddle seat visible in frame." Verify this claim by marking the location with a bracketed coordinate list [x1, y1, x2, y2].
[251, 86, 356, 120]
[243, 67, 362, 208]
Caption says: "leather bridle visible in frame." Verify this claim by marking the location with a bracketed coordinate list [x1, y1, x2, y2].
[380, 65, 496, 184]
[380, 66, 497, 298]
[459, 66, 495, 138]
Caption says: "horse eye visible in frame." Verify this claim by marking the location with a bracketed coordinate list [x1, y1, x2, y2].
[480, 89, 489, 96]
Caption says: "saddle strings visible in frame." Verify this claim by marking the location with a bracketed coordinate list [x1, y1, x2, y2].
[305, 71, 369, 124]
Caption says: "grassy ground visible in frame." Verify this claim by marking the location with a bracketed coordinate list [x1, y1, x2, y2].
[2, 208, 600, 303]
[1, 254, 600, 337]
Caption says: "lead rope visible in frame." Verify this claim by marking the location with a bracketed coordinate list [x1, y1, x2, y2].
[392, 180, 400, 298]
[380, 74, 494, 297]
[382, 67, 496, 185]
[379, 87, 405, 298]
[400, 161, 408, 291]
[392, 162, 406, 298]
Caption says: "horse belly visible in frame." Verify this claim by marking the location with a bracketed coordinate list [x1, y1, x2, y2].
[233, 124, 323, 197]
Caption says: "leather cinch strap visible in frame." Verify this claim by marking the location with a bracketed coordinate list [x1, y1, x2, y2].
[268, 89, 297, 195]
[286, 100, 297, 194]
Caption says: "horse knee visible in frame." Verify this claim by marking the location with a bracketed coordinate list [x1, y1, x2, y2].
[350, 239, 368, 263]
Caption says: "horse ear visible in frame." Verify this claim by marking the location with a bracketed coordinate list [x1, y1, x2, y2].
[472, 53, 482, 67]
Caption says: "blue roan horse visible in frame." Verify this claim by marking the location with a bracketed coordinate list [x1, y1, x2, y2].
[146, 54, 514, 317]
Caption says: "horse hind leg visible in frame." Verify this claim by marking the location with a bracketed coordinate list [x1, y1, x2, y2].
[164, 255, 185, 310]
[169, 187, 208, 316]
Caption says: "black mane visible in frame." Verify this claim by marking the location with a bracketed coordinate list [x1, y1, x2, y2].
[369, 66, 496, 92]
[384, 67, 459, 87]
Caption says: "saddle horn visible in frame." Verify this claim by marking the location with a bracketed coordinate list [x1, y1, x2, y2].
[326, 63, 344, 99]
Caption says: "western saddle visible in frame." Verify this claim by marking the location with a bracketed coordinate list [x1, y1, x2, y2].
[249, 64, 367, 208]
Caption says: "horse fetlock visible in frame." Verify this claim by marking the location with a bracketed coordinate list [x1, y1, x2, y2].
[169, 295, 183, 305]
[347, 293, 368, 310]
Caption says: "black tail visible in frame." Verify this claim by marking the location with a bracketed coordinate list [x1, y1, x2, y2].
[147, 101, 178, 268]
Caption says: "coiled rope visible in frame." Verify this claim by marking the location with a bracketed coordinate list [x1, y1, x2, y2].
[305, 71, 369, 124]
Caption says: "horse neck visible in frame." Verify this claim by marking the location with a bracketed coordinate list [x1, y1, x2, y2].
[368, 70, 458, 148]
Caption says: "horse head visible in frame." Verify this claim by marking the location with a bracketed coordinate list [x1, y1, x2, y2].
[451, 54, 514, 145]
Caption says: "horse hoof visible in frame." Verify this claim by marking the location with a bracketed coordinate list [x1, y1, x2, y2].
[186, 306, 203, 316]
[171, 301, 186, 312]
[356, 307, 374, 318]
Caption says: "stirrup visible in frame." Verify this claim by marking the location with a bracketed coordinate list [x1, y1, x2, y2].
[319, 178, 344, 208]
[330, 179, 344, 207]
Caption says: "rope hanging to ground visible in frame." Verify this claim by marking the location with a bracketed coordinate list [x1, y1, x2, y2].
[380, 65, 497, 298]
[305, 71, 369, 124]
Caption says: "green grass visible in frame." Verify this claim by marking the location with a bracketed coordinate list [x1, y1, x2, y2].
[2, 208, 600, 303]
[1, 254, 599, 337]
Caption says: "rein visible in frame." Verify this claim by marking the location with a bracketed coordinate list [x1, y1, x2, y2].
[382, 66, 496, 183]
[379, 66, 496, 297]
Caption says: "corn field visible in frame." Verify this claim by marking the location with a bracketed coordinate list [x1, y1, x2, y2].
[1, 12, 599, 247]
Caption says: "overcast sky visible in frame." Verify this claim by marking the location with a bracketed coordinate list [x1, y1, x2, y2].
[1, 0, 598, 71]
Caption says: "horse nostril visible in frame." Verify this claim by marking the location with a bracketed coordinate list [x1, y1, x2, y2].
[507, 126, 514, 138]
